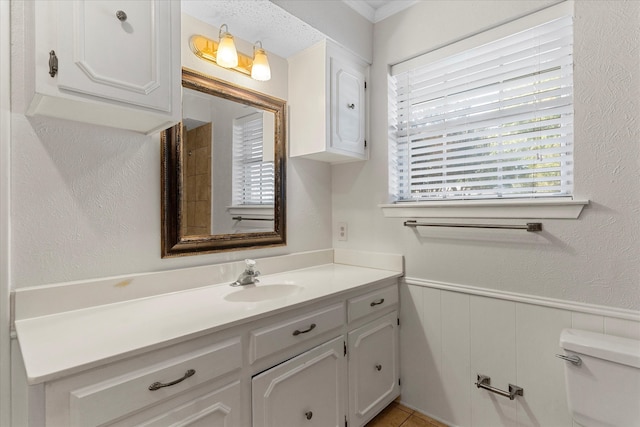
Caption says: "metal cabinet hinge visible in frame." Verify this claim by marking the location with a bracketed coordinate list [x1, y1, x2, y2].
[48, 50, 58, 77]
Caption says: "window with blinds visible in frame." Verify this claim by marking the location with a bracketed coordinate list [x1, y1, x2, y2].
[232, 113, 275, 205]
[389, 10, 574, 202]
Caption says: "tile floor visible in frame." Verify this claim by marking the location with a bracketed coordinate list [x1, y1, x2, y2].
[365, 401, 448, 427]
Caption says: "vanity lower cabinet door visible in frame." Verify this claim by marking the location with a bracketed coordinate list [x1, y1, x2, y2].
[348, 311, 400, 427]
[252, 336, 348, 427]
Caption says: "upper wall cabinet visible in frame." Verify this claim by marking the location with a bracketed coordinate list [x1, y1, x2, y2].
[26, 0, 181, 135]
[289, 40, 369, 164]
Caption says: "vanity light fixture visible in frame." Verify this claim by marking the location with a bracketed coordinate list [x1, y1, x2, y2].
[251, 41, 271, 81]
[216, 24, 238, 68]
[190, 33, 271, 82]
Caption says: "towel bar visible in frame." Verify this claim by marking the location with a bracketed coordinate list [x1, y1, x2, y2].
[232, 216, 274, 222]
[404, 220, 542, 232]
[475, 374, 524, 400]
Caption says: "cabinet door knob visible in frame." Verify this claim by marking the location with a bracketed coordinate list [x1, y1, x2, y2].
[305, 411, 313, 420]
[347, 103, 355, 109]
[116, 10, 128, 22]
[375, 364, 382, 371]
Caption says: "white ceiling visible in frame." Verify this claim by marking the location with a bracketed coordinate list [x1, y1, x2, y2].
[343, 0, 418, 23]
[181, 0, 326, 59]
[181, 0, 417, 59]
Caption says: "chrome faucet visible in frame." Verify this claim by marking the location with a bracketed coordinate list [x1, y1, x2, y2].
[231, 259, 260, 286]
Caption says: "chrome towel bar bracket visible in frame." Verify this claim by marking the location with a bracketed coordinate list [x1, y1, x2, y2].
[404, 220, 542, 232]
[475, 374, 524, 400]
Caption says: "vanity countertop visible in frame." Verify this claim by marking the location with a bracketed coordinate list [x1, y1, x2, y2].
[14, 262, 401, 384]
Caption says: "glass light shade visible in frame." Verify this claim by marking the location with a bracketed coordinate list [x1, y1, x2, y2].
[217, 33, 238, 68]
[251, 48, 271, 81]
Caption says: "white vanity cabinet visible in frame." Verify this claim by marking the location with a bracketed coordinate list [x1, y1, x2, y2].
[252, 336, 348, 427]
[17, 268, 401, 427]
[26, 0, 181, 134]
[289, 39, 369, 163]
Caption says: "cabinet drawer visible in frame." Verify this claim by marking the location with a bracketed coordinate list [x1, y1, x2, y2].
[347, 284, 398, 323]
[64, 337, 241, 427]
[250, 303, 345, 363]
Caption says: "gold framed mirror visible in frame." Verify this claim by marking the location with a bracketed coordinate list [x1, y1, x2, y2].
[161, 68, 286, 257]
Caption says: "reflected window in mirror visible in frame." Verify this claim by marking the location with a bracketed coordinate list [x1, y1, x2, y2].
[232, 112, 274, 206]
[231, 112, 275, 233]
[161, 68, 286, 257]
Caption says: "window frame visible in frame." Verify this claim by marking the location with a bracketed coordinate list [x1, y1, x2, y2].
[382, 1, 587, 219]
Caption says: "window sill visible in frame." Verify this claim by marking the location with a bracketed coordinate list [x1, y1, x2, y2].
[227, 205, 274, 218]
[379, 198, 589, 219]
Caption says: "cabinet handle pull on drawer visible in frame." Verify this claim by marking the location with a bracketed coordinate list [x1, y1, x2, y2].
[293, 323, 316, 336]
[370, 298, 385, 307]
[148, 369, 196, 391]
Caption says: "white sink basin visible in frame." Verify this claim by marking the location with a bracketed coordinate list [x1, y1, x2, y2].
[224, 284, 302, 302]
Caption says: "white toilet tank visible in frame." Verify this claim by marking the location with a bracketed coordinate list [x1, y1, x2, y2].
[559, 328, 640, 427]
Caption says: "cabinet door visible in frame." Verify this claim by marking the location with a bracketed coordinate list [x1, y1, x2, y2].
[330, 57, 366, 157]
[56, 0, 175, 113]
[252, 336, 347, 427]
[349, 311, 400, 427]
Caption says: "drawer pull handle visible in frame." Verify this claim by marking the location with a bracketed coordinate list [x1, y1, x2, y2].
[293, 323, 316, 336]
[148, 369, 195, 391]
[305, 411, 313, 420]
[375, 364, 382, 371]
[370, 298, 385, 307]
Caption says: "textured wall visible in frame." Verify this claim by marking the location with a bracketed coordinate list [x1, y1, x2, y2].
[333, 0, 640, 310]
[9, 4, 333, 288]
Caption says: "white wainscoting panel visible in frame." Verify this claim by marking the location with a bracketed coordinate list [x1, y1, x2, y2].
[441, 291, 471, 427]
[571, 312, 604, 333]
[398, 282, 427, 411]
[399, 279, 640, 427]
[604, 317, 640, 341]
[515, 304, 572, 427]
[470, 296, 517, 427]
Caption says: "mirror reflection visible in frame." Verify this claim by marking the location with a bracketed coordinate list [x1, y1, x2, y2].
[161, 68, 286, 257]
[182, 87, 276, 236]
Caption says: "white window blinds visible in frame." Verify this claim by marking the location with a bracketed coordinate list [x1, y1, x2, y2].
[389, 9, 574, 202]
[232, 113, 275, 205]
